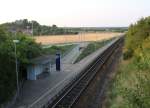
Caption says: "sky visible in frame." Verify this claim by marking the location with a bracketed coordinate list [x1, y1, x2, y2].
[0, 0, 150, 27]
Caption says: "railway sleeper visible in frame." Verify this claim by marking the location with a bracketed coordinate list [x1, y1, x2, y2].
[48, 37, 124, 108]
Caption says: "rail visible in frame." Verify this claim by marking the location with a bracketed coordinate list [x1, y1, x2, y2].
[43, 36, 124, 108]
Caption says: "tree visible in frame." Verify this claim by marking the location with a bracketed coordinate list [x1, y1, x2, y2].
[125, 16, 150, 69]
[0, 26, 8, 42]
[0, 27, 43, 104]
[52, 24, 57, 29]
[2, 19, 79, 36]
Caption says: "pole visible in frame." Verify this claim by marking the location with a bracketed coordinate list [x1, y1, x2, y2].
[32, 21, 33, 37]
[14, 43, 19, 93]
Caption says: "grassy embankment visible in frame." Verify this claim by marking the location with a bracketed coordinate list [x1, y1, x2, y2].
[105, 58, 150, 108]
[43, 44, 74, 57]
[75, 38, 116, 63]
[105, 17, 150, 108]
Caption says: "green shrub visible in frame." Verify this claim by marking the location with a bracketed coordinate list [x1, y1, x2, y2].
[43, 45, 74, 56]
[123, 49, 133, 60]
[75, 39, 114, 63]
[106, 16, 150, 108]
[0, 27, 43, 105]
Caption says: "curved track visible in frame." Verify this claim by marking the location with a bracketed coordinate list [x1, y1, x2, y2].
[43, 36, 124, 108]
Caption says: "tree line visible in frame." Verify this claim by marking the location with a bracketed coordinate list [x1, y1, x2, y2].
[122, 16, 150, 107]
[125, 16, 150, 68]
[1, 19, 78, 36]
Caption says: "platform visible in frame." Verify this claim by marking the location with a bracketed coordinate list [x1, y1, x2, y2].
[13, 38, 118, 108]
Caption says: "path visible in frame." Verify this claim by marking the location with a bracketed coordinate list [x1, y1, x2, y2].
[62, 42, 88, 64]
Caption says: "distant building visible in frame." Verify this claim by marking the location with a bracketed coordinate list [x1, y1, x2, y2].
[22, 29, 32, 35]
[9, 28, 32, 36]
[27, 55, 55, 80]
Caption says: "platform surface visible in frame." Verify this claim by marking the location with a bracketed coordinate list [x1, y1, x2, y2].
[13, 39, 118, 108]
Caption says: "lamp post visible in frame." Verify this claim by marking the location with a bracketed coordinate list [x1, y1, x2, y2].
[13, 39, 20, 93]
[32, 21, 33, 37]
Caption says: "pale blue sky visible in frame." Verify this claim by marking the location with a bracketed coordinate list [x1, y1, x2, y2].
[0, 0, 150, 27]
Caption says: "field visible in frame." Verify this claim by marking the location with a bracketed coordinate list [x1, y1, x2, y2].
[34, 32, 122, 45]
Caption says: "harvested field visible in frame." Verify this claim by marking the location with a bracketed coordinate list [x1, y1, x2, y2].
[34, 32, 122, 45]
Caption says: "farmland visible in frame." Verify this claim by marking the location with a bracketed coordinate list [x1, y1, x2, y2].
[34, 32, 122, 45]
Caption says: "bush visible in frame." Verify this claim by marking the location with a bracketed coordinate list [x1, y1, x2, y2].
[75, 39, 112, 63]
[0, 27, 43, 105]
[106, 16, 150, 108]
[125, 16, 150, 61]
[123, 49, 133, 60]
[106, 60, 150, 108]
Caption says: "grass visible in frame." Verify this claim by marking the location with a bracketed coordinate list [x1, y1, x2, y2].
[75, 38, 115, 63]
[43, 44, 75, 64]
[43, 44, 74, 57]
[105, 58, 150, 108]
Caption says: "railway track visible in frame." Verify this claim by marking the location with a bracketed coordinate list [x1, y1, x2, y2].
[43, 36, 124, 108]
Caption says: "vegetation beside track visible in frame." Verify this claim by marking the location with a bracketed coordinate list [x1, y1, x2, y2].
[43, 44, 74, 56]
[75, 38, 116, 63]
[0, 26, 43, 105]
[105, 16, 150, 108]
[0, 26, 74, 106]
